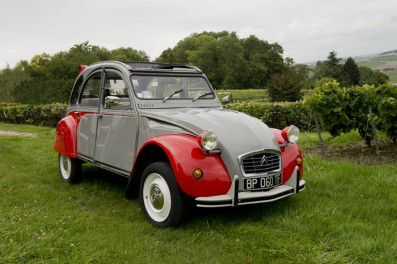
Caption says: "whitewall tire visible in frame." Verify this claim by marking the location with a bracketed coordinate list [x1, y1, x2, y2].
[58, 153, 82, 184]
[140, 162, 186, 227]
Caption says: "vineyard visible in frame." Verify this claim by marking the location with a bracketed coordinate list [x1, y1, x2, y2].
[1, 81, 395, 146]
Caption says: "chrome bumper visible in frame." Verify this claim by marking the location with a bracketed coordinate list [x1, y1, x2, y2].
[195, 166, 305, 208]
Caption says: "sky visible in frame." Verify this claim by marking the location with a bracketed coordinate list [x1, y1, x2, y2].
[0, 0, 396, 68]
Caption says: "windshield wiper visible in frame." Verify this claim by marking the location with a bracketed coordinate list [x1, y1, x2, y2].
[192, 92, 214, 102]
[163, 89, 183, 102]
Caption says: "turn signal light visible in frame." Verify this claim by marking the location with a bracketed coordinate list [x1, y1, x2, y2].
[192, 168, 204, 180]
[296, 157, 302, 165]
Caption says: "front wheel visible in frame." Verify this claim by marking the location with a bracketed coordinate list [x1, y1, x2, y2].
[140, 162, 186, 227]
[58, 153, 82, 184]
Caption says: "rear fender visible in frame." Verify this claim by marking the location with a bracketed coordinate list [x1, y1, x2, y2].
[53, 111, 93, 158]
[134, 134, 231, 197]
[54, 115, 78, 157]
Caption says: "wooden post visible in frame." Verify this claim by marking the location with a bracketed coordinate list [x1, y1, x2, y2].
[313, 112, 325, 156]
[369, 107, 381, 161]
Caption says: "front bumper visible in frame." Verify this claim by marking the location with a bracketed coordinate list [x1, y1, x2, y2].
[195, 166, 305, 208]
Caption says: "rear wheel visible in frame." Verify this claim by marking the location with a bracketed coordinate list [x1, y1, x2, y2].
[58, 153, 82, 184]
[140, 162, 186, 227]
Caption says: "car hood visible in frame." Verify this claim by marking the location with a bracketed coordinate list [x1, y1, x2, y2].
[141, 108, 280, 178]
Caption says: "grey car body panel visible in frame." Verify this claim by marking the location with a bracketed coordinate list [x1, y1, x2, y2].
[70, 61, 281, 191]
[77, 113, 99, 158]
[138, 108, 280, 185]
[94, 113, 137, 172]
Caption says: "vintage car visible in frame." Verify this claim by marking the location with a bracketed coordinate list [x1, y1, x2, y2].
[54, 61, 305, 227]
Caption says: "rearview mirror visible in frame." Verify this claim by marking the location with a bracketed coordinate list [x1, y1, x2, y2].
[105, 95, 120, 108]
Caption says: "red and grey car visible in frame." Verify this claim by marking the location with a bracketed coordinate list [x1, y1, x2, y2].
[54, 61, 305, 227]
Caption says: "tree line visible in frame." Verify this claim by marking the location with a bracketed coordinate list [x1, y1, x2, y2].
[0, 31, 390, 104]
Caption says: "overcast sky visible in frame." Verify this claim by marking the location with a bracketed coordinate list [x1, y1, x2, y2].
[1, 0, 396, 68]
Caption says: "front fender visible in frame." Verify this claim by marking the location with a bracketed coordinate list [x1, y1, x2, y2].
[272, 129, 303, 183]
[137, 134, 231, 197]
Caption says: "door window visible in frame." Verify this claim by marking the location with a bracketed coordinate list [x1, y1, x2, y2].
[103, 70, 131, 110]
[80, 71, 102, 108]
[70, 75, 83, 106]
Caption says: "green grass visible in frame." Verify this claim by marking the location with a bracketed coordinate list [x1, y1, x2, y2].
[0, 123, 396, 263]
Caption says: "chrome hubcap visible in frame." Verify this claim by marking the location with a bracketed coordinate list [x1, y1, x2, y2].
[150, 184, 164, 210]
[143, 173, 171, 222]
[59, 154, 71, 179]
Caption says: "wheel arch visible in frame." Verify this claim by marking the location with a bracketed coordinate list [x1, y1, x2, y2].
[54, 115, 78, 158]
[126, 143, 170, 198]
[125, 134, 231, 199]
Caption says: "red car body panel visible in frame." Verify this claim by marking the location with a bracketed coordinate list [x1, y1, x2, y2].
[272, 129, 303, 183]
[54, 112, 302, 197]
[135, 134, 232, 197]
[53, 112, 92, 158]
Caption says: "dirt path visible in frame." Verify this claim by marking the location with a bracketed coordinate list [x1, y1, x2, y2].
[0, 130, 37, 138]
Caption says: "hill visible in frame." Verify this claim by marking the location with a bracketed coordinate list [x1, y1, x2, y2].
[354, 50, 397, 84]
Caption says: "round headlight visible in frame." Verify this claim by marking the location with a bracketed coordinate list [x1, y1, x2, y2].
[282, 125, 300, 144]
[198, 131, 218, 151]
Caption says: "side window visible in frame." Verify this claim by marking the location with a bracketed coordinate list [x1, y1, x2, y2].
[80, 71, 102, 108]
[70, 75, 83, 106]
[103, 70, 131, 110]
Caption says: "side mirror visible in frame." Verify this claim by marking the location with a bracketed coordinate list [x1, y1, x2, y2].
[105, 95, 120, 108]
[221, 95, 230, 103]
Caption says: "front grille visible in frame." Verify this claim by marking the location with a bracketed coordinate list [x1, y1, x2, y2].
[241, 151, 281, 175]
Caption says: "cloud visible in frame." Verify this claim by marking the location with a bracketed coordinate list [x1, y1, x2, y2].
[0, 0, 396, 67]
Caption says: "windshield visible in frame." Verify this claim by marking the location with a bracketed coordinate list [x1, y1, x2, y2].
[131, 75, 215, 100]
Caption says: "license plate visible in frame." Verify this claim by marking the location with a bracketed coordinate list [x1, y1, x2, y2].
[243, 174, 282, 190]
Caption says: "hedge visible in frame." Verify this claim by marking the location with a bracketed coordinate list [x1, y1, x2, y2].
[216, 89, 269, 102]
[0, 103, 67, 127]
[0, 101, 313, 130]
[224, 101, 313, 130]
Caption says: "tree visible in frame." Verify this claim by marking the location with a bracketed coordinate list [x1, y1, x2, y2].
[10, 42, 149, 104]
[370, 70, 389, 85]
[267, 61, 304, 102]
[293, 63, 313, 89]
[341, 57, 360, 86]
[156, 31, 286, 89]
[326, 51, 341, 67]
[0, 61, 29, 102]
[313, 51, 343, 83]
[358, 66, 389, 86]
[358, 66, 374, 85]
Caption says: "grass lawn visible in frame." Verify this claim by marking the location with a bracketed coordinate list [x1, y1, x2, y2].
[0, 123, 396, 263]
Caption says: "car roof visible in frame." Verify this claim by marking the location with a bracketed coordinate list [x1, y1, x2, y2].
[85, 61, 202, 74]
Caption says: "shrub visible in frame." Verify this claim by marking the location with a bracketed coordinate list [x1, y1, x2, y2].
[307, 81, 397, 144]
[0, 103, 67, 127]
[267, 70, 303, 102]
[216, 89, 269, 102]
[0, 101, 313, 131]
[224, 101, 313, 130]
[306, 80, 354, 137]
[377, 84, 397, 142]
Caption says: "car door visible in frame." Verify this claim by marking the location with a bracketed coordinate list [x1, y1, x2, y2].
[94, 68, 138, 174]
[77, 69, 103, 159]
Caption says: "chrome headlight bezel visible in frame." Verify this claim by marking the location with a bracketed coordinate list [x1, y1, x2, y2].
[287, 125, 300, 143]
[282, 125, 300, 144]
[198, 130, 218, 151]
